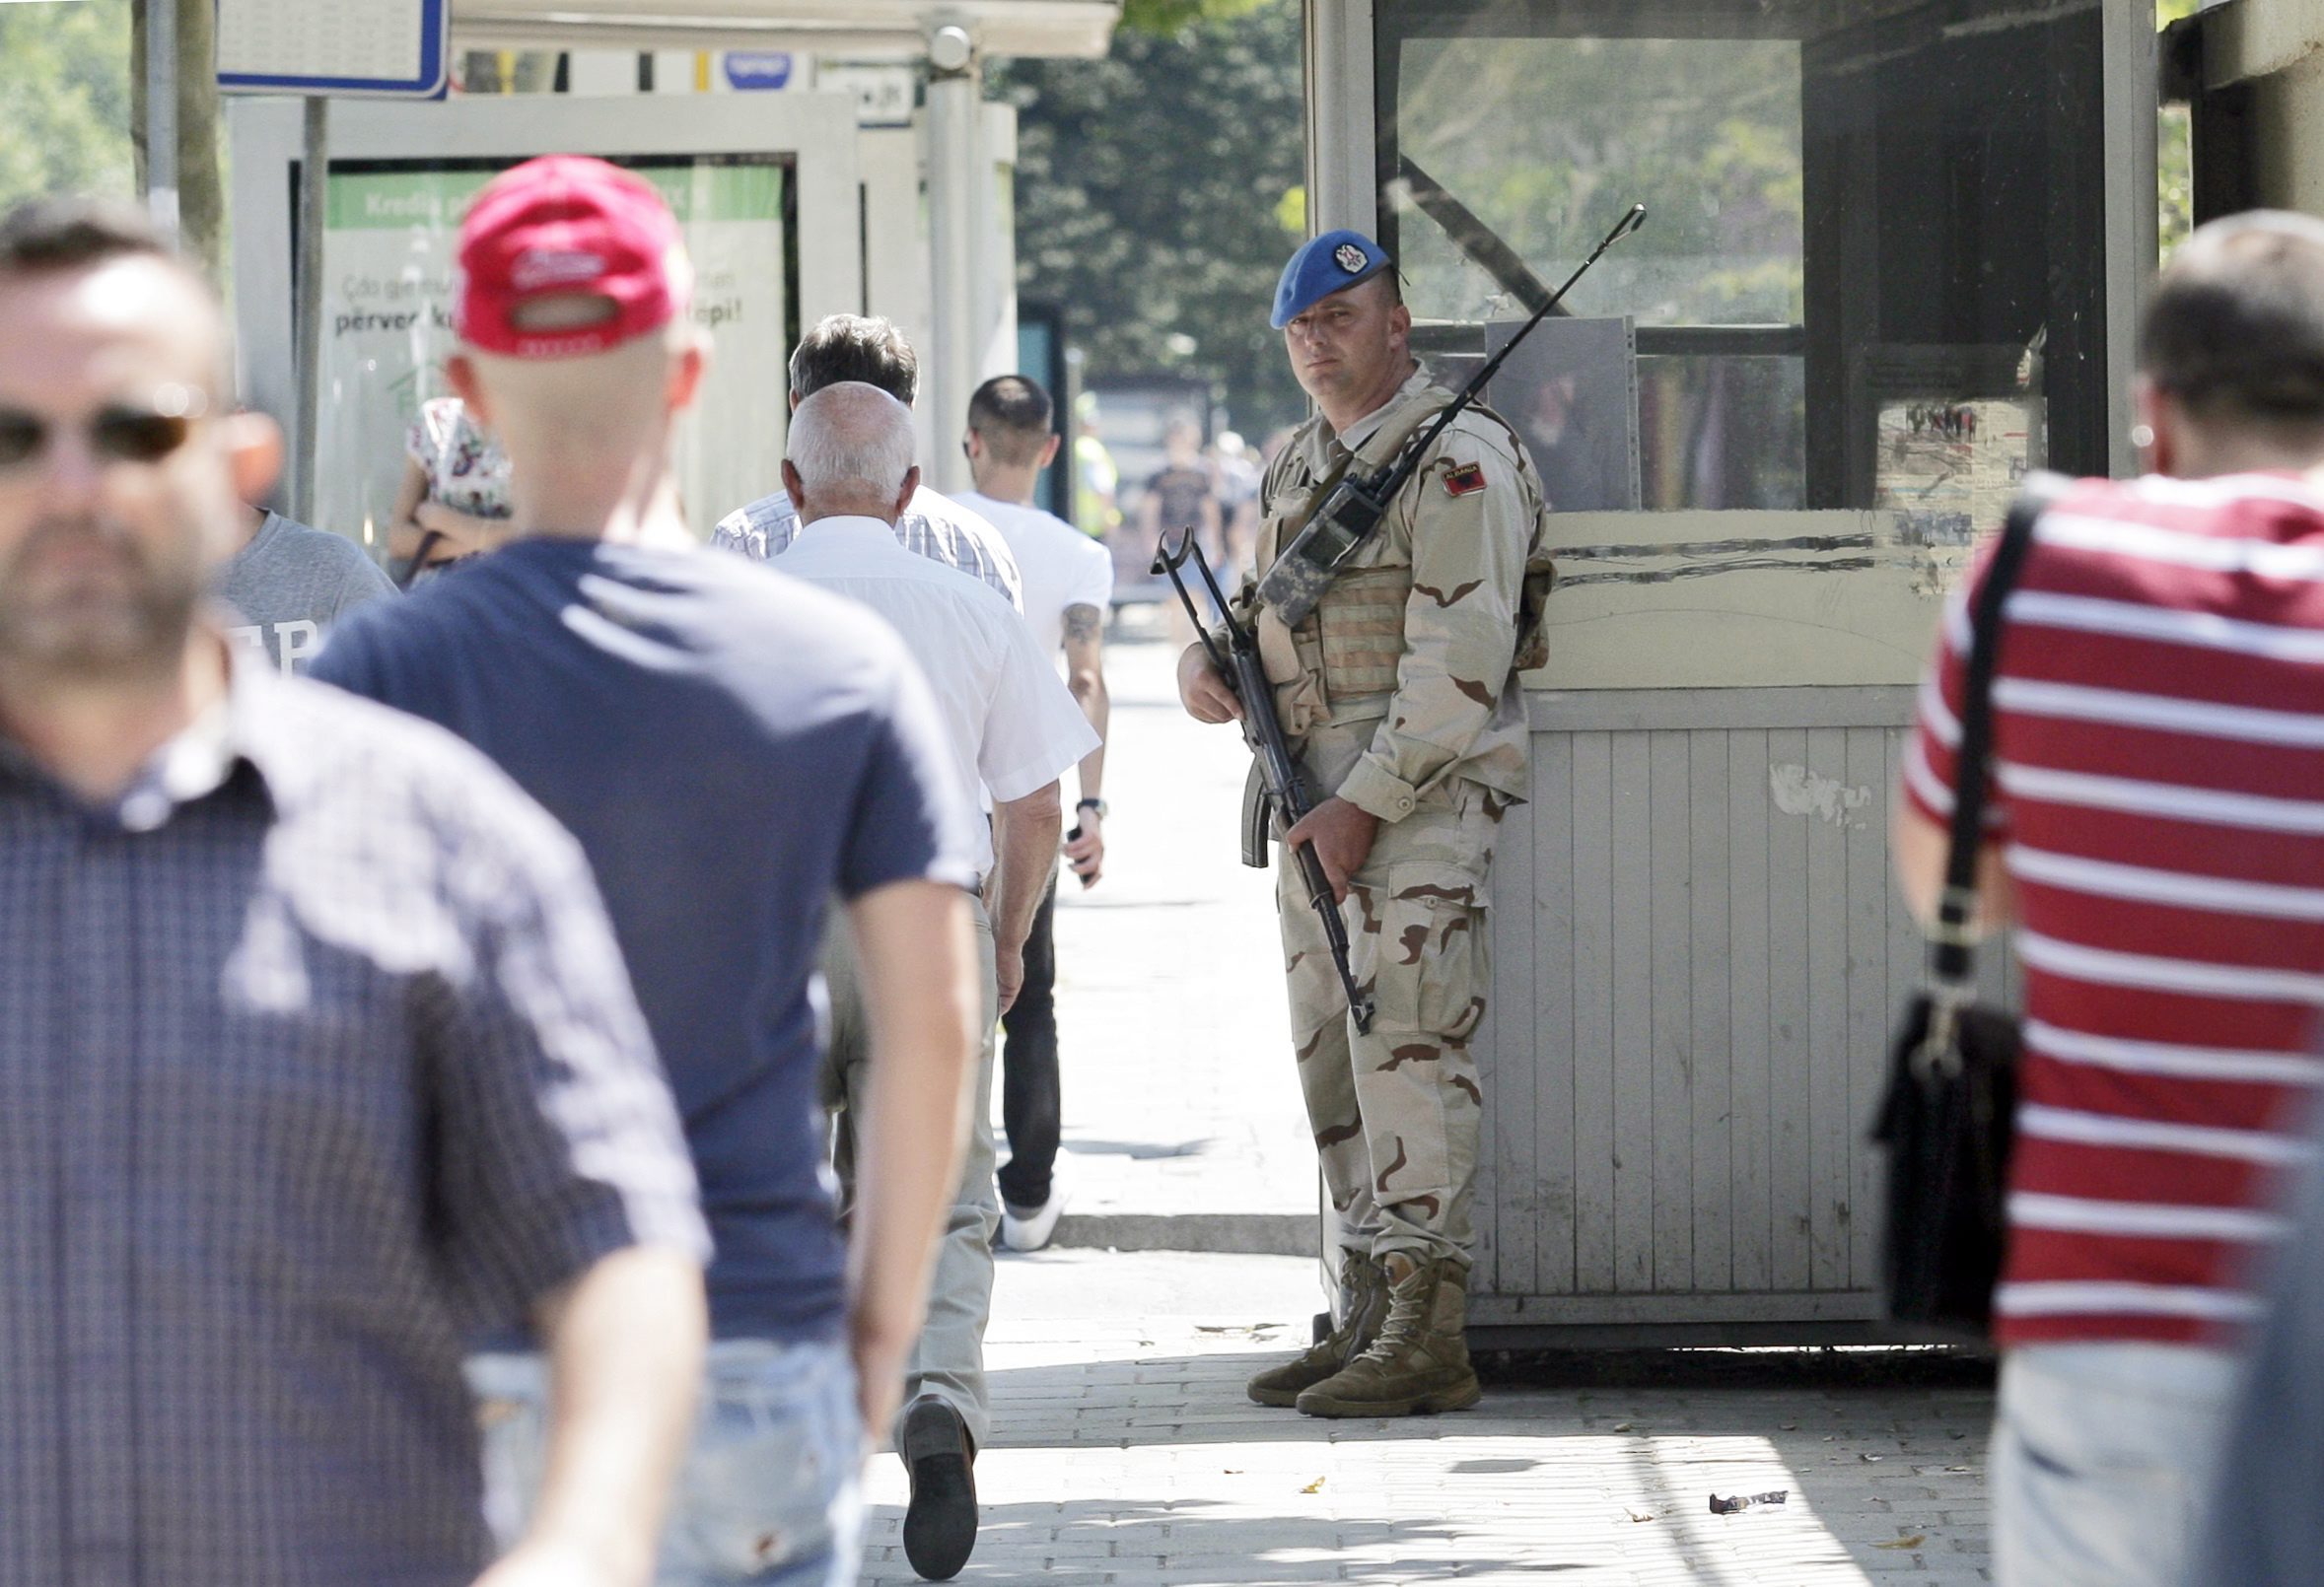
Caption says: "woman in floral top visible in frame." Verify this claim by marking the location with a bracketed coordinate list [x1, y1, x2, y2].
[389, 395, 514, 583]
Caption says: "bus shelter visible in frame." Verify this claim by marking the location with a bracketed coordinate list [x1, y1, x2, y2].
[1303, 0, 2159, 1342]
[227, 0, 1117, 550]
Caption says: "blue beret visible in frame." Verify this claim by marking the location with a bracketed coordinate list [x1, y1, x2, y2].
[1271, 230, 1392, 330]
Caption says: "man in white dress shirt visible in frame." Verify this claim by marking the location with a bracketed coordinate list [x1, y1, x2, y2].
[956, 375, 1115, 1254]
[713, 315, 1023, 612]
[776, 382, 1096, 1581]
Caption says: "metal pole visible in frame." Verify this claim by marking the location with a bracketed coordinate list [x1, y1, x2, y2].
[924, 24, 980, 496]
[143, 0, 180, 242]
[293, 95, 328, 524]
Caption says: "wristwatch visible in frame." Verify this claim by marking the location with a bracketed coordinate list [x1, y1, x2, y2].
[1077, 797, 1108, 820]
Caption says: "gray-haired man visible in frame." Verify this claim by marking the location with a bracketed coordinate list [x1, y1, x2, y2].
[713, 314, 1023, 611]
[774, 382, 1095, 1581]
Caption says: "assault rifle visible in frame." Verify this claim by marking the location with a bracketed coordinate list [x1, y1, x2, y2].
[1257, 202, 1648, 625]
[1154, 530, 1374, 1035]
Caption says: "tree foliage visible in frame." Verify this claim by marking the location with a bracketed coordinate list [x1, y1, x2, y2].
[2156, 0, 2199, 261]
[0, 0, 134, 214]
[997, 0, 1308, 437]
[1117, 0, 1277, 38]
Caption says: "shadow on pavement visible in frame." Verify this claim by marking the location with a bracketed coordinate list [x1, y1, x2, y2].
[1063, 1138, 1218, 1161]
[971, 1348, 1990, 1581]
[862, 1498, 1596, 1583]
[1478, 1346, 1996, 1393]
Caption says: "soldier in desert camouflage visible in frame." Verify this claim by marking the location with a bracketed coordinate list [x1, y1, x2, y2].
[1176, 230, 1553, 1418]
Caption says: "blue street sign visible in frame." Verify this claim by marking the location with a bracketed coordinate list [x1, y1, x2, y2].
[217, 0, 450, 100]
[724, 51, 797, 92]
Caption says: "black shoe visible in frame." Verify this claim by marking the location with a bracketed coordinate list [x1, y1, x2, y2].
[900, 1395, 978, 1580]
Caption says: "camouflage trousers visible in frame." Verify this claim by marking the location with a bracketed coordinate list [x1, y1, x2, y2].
[1276, 770, 1500, 1272]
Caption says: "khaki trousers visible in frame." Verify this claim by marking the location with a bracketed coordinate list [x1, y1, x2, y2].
[1276, 764, 1498, 1271]
[821, 896, 999, 1450]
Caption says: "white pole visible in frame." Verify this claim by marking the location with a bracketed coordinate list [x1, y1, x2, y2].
[293, 95, 328, 523]
[924, 22, 980, 496]
[144, 0, 180, 242]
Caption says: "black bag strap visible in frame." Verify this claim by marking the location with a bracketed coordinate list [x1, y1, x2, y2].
[1931, 472, 2072, 992]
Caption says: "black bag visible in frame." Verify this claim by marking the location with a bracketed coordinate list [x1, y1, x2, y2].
[1873, 476, 2065, 1341]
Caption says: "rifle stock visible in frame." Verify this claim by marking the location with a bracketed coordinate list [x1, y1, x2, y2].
[1154, 529, 1377, 1035]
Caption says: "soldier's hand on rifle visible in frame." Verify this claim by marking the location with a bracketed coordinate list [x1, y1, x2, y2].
[1176, 642, 1243, 724]
[1283, 796, 1380, 903]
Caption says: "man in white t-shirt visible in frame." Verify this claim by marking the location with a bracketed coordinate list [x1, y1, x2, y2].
[959, 375, 1114, 1255]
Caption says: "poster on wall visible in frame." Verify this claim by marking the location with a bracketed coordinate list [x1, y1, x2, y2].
[313, 157, 790, 556]
[1871, 396, 2041, 595]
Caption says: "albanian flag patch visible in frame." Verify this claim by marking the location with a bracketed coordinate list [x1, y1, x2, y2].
[1443, 461, 1487, 498]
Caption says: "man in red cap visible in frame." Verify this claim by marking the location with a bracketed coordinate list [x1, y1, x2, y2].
[316, 156, 984, 1586]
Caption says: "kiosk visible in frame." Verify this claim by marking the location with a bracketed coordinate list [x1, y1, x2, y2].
[227, 0, 1119, 547]
[231, 93, 864, 552]
[1303, 0, 2159, 1342]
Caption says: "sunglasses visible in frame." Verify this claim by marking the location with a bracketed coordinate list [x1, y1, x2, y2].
[0, 386, 210, 473]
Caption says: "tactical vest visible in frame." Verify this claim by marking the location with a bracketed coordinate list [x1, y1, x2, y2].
[1250, 391, 1554, 739]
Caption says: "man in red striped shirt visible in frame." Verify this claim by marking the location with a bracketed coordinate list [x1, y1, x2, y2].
[1897, 211, 2324, 1587]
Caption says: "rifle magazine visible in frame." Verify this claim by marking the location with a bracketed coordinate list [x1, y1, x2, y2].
[1240, 760, 1273, 869]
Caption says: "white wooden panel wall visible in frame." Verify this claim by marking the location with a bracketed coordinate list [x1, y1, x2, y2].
[1471, 689, 2018, 1331]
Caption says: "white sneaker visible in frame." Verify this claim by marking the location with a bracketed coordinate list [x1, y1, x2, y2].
[999, 1182, 1068, 1252]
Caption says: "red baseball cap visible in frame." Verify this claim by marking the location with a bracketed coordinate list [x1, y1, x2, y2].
[455, 155, 687, 359]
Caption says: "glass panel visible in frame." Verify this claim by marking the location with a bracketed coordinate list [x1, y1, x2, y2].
[310, 154, 794, 555]
[1390, 35, 1803, 329]
[1373, 0, 2112, 511]
[1637, 355, 1806, 511]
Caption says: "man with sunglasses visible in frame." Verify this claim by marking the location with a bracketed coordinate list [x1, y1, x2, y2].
[0, 195, 713, 1587]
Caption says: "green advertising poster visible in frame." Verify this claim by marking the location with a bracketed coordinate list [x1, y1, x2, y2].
[316, 160, 790, 558]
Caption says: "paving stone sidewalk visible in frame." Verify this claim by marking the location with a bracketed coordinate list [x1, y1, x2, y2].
[861, 1250, 1994, 1586]
[1026, 632, 1314, 1252]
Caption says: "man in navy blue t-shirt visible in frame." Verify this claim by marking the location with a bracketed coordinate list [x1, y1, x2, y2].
[315, 156, 984, 1587]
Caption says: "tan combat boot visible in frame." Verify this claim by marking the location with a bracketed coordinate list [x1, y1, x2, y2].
[1246, 1252, 1390, 1407]
[1294, 1252, 1483, 1417]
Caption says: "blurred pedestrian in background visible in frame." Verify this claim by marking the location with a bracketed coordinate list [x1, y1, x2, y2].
[714, 314, 1022, 612]
[1209, 427, 1261, 584]
[1072, 389, 1120, 543]
[1142, 415, 1222, 645]
[959, 373, 1116, 1252]
[1139, 413, 1222, 569]
[774, 380, 1097, 1581]
[314, 160, 983, 1587]
[215, 497, 393, 673]
[1893, 210, 2324, 1587]
[390, 392, 513, 583]
[0, 194, 710, 1587]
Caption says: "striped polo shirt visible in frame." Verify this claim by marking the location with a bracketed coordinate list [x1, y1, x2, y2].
[1904, 471, 2324, 1346]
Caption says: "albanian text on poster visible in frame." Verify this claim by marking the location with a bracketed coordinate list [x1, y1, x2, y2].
[314, 159, 790, 559]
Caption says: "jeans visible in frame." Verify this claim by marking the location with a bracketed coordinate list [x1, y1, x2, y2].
[998, 869, 1062, 1211]
[821, 897, 1001, 1450]
[469, 1339, 865, 1587]
[1991, 1342, 2240, 1587]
